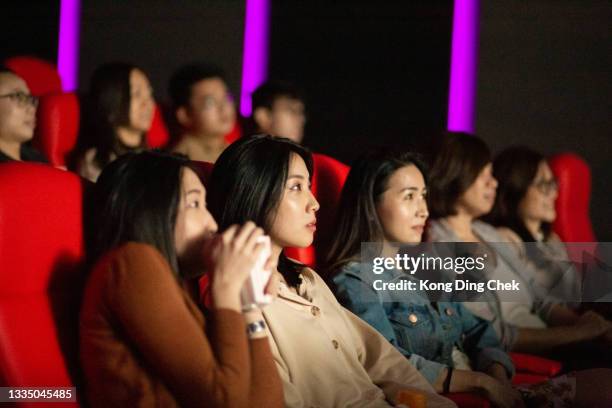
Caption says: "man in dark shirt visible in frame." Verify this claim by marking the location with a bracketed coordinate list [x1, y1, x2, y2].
[0, 66, 48, 164]
[251, 80, 306, 144]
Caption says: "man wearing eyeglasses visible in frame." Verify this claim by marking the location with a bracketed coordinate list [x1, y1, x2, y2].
[168, 63, 236, 163]
[0, 66, 47, 164]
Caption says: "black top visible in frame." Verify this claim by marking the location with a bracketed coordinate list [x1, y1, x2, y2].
[0, 143, 48, 164]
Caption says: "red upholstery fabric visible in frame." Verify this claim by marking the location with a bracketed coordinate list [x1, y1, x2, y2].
[286, 153, 350, 268]
[549, 153, 596, 242]
[146, 104, 170, 149]
[0, 163, 86, 406]
[311, 153, 350, 267]
[33, 92, 80, 168]
[510, 352, 562, 377]
[284, 244, 316, 267]
[4, 56, 63, 96]
[225, 119, 242, 144]
[512, 373, 549, 386]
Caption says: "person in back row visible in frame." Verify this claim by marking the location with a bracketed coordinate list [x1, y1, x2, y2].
[251, 80, 306, 144]
[79, 150, 283, 407]
[71, 62, 154, 181]
[326, 148, 612, 408]
[169, 63, 235, 162]
[206, 134, 456, 408]
[0, 65, 47, 163]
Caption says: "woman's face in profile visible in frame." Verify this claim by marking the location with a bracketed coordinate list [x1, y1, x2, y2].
[174, 168, 218, 269]
[376, 164, 429, 245]
[126, 68, 154, 134]
[457, 162, 498, 218]
[519, 160, 558, 224]
[268, 153, 319, 250]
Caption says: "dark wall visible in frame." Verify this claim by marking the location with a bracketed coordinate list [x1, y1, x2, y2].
[477, 1, 611, 240]
[268, 1, 453, 164]
[79, 1, 245, 104]
[0, 2, 59, 63]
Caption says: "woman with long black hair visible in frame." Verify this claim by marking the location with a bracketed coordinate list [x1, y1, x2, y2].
[79, 150, 283, 407]
[326, 148, 612, 408]
[206, 134, 455, 408]
[71, 62, 154, 181]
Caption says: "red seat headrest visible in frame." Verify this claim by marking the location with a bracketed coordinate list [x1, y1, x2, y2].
[4, 56, 63, 96]
[146, 104, 170, 149]
[34, 92, 80, 168]
[549, 153, 596, 242]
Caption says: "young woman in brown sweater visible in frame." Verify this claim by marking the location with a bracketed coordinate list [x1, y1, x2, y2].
[79, 150, 284, 408]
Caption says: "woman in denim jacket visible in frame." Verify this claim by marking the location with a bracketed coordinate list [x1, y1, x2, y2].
[325, 148, 612, 408]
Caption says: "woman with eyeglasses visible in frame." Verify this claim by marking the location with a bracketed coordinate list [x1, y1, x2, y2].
[426, 134, 612, 363]
[0, 66, 47, 163]
[485, 147, 580, 304]
[326, 148, 612, 408]
[71, 62, 154, 181]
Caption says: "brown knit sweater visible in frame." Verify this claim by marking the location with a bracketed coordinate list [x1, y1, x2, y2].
[79, 242, 283, 408]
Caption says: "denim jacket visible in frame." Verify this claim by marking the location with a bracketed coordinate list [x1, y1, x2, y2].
[332, 261, 515, 384]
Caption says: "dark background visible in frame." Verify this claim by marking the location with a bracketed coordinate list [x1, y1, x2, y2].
[1, 0, 609, 239]
[477, 1, 612, 240]
[268, 1, 452, 164]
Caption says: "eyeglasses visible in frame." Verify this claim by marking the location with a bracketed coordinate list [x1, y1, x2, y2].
[533, 178, 559, 194]
[195, 94, 234, 111]
[0, 92, 39, 107]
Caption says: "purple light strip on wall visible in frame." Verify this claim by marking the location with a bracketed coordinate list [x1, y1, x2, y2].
[240, 0, 270, 117]
[57, 0, 81, 92]
[447, 0, 479, 134]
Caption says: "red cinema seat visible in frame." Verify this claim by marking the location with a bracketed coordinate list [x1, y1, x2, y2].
[285, 153, 350, 268]
[549, 153, 596, 243]
[34, 92, 80, 168]
[0, 162, 87, 406]
[146, 104, 170, 149]
[225, 119, 242, 144]
[4, 56, 63, 96]
[509, 352, 562, 385]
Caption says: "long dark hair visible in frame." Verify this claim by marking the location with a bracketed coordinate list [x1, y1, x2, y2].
[90, 150, 194, 274]
[73, 62, 148, 170]
[428, 133, 492, 218]
[485, 146, 551, 241]
[207, 134, 313, 287]
[325, 148, 427, 274]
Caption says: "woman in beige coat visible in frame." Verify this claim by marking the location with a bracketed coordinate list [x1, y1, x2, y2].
[207, 135, 456, 408]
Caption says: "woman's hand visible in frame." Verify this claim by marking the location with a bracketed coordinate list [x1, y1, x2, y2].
[479, 373, 525, 408]
[576, 310, 612, 340]
[486, 363, 511, 386]
[204, 222, 269, 311]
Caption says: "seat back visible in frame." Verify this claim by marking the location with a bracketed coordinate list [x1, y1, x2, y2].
[0, 162, 86, 406]
[549, 153, 596, 242]
[4, 56, 63, 96]
[34, 92, 80, 168]
[225, 119, 242, 144]
[146, 104, 171, 149]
